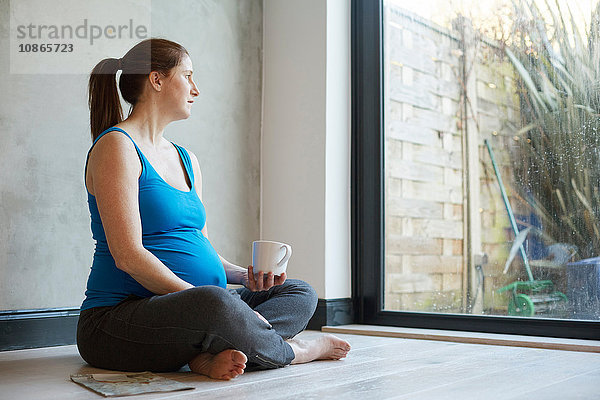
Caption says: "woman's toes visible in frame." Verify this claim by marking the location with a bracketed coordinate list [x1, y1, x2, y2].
[232, 350, 248, 364]
[192, 349, 248, 380]
[330, 337, 350, 350]
[222, 369, 239, 380]
[332, 349, 346, 359]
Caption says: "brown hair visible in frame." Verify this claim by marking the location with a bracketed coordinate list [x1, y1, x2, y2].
[87, 38, 189, 141]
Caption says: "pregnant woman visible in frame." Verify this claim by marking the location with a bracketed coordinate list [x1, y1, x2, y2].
[77, 38, 350, 380]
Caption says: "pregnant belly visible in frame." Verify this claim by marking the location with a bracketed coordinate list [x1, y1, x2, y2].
[143, 230, 227, 288]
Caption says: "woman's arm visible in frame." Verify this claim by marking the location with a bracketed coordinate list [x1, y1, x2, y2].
[220, 255, 249, 286]
[88, 133, 193, 294]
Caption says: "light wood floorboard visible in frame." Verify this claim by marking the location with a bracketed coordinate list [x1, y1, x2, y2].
[1, 330, 599, 399]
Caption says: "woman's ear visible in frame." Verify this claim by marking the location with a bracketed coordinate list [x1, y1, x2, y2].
[148, 71, 163, 92]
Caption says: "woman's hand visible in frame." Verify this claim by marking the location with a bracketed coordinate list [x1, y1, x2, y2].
[246, 265, 286, 292]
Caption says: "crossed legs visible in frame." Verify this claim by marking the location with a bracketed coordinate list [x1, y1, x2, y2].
[187, 279, 351, 379]
[77, 280, 350, 380]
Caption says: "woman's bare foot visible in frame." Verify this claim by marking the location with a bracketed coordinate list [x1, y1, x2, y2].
[188, 349, 247, 380]
[286, 334, 351, 364]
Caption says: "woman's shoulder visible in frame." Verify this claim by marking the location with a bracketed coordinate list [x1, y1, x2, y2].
[173, 143, 198, 167]
[91, 129, 137, 156]
[88, 127, 140, 171]
[86, 127, 141, 193]
[179, 146, 202, 183]
[186, 147, 199, 165]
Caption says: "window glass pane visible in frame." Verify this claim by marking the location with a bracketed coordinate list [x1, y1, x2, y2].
[383, 0, 600, 320]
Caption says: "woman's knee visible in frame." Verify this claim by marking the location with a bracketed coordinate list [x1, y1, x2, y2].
[185, 285, 230, 304]
[195, 285, 238, 306]
[173, 286, 247, 325]
[284, 279, 318, 312]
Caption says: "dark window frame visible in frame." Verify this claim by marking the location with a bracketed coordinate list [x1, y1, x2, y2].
[350, 0, 600, 340]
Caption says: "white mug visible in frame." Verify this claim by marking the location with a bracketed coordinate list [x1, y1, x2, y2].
[252, 240, 292, 276]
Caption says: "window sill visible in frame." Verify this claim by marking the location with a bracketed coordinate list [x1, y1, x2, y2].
[322, 324, 600, 353]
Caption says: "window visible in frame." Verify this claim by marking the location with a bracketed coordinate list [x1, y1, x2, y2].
[352, 0, 600, 339]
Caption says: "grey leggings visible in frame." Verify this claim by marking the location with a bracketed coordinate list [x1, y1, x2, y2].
[76, 279, 318, 372]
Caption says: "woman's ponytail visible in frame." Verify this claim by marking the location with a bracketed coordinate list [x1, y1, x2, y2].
[88, 58, 123, 141]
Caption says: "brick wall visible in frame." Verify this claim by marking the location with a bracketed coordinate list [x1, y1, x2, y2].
[383, 5, 521, 314]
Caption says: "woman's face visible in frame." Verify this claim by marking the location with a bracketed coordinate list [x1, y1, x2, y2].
[162, 53, 199, 120]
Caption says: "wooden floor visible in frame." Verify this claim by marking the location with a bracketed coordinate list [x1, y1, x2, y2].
[1, 329, 600, 399]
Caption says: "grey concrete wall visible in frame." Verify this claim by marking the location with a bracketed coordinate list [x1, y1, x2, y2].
[0, 0, 262, 310]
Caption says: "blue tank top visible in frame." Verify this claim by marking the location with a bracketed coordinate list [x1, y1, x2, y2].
[81, 127, 226, 310]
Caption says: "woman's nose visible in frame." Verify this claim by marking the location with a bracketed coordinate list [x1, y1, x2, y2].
[191, 82, 199, 97]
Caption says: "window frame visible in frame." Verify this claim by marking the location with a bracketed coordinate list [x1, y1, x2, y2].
[350, 0, 600, 340]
